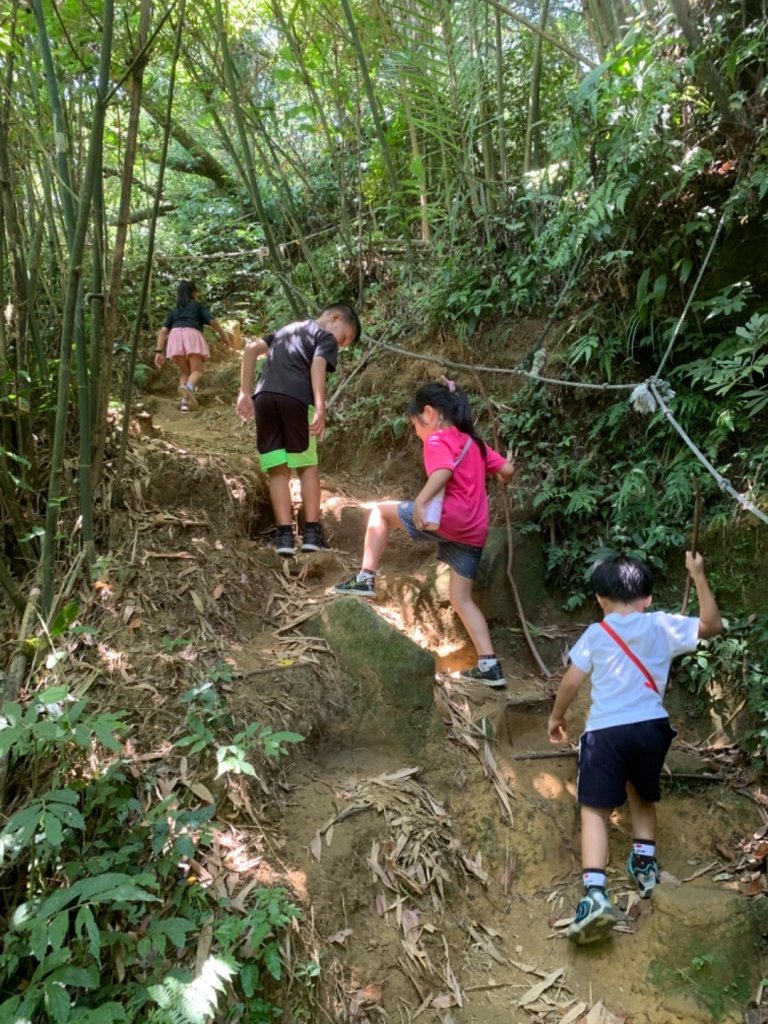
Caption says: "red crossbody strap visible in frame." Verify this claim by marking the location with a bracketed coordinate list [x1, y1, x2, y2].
[598, 621, 659, 694]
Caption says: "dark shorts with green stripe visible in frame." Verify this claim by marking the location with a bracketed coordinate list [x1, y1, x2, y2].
[253, 392, 317, 470]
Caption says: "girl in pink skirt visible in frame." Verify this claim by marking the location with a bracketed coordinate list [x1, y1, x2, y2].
[154, 280, 229, 411]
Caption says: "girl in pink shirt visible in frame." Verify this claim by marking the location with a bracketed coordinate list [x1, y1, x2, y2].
[334, 379, 515, 687]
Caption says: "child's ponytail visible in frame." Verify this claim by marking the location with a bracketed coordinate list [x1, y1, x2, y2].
[407, 379, 486, 455]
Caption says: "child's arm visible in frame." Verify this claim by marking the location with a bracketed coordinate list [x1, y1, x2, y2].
[208, 317, 229, 345]
[309, 355, 329, 439]
[413, 469, 452, 530]
[685, 551, 723, 638]
[496, 458, 516, 484]
[154, 326, 169, 369]
[547, 663, 587, 743]
[236, 336, 268, 420]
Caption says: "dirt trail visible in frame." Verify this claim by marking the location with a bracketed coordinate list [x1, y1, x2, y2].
[139, 377, 766, 1024]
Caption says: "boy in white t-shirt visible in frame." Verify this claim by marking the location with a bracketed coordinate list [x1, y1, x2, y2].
[547, 552, 722, 945]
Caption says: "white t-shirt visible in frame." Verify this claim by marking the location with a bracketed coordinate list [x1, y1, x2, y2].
[569, 611, 700, 731]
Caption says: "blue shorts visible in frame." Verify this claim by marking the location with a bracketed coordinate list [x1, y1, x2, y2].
[576, 718, 677, 808]
[396, 501, 483, 580]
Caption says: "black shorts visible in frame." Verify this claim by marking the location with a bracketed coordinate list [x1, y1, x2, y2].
[576, 718, 677, 808]
[254, 392, 312, 466]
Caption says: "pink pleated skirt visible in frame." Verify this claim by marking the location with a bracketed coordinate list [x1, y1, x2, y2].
[166, 327, 210, 360]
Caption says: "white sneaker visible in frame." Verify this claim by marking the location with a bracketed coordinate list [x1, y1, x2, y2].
[178, 384, 198, 410]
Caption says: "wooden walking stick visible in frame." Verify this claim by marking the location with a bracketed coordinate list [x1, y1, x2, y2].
[680, 477, 702, 614]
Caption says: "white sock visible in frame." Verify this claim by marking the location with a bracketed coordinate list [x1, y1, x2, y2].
[583, 870, 606, 890]
[478, 657, 498, 671]
[632, 841, 656, 860]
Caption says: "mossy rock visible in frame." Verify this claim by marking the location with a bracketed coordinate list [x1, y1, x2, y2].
[648, 883, 768, 1021]
[302, 598, 436, 752]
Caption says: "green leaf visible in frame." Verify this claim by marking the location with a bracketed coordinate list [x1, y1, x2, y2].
[92, 720, 124, 752]
[44, 979, 71, 1023]
[150, 916, 195, 948]
[75, 905, 101, 960]
[50, 601, 79, 638]
[43, 810, 65, 846]
[49, 964, 100, 989]
[37, 685, 70, 705]
[48, 912, 69, 954]
[69, 1004, 126, 1022]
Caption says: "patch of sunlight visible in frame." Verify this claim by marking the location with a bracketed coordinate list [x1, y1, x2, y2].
[286, 867, 308, 902]
[289, 478, 302, 502]
[323, 494, 348, 517]
[176, 956, 234, 1020]
[565, 781, 577, 798]
[97, 643, 128, 673]
[532, 772, 564, 800]
[223, 473, 246, 501]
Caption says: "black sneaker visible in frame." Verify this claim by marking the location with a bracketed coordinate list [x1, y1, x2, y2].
[332, 575, 376, 598]
[301, 523, 331, 552]
[273, 527, 295, 557]
[453, 662, 506, 688]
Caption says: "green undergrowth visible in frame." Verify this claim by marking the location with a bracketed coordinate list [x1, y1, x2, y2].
[0, 606, 308, 1024]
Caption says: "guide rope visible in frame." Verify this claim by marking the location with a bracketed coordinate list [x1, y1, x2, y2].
[360, 207, 765, 526]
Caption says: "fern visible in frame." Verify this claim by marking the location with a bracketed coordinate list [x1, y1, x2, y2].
[147, 957, 236, 1024]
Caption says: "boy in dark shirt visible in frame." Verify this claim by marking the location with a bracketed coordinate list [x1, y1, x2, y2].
[236, 304, 360, 554]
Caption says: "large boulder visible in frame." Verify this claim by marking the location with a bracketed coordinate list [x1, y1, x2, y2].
[302, 598, 436, 751]
[646, 882, 768, 1021]
[473, 526, 546, 621]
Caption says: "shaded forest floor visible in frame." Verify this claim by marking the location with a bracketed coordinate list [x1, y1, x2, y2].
[96, 342, 768, 1024]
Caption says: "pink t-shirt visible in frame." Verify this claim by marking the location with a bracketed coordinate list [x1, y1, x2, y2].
[422, 426, 506, 547]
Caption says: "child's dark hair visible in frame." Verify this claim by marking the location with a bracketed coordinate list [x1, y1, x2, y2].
[176, 280, 197, 306]
[591, 555, 653, 602]
[407, 380, 486, 455]
[320, 302, 361, 343]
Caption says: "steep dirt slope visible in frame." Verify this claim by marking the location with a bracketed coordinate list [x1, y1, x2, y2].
[134, 359, 768, 1024]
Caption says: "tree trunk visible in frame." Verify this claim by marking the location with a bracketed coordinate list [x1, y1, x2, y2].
[214, 0, 301, 316]
[524, 0, 550, 173]
[36, 0, 114, 613]
[93, 0, 152, 485]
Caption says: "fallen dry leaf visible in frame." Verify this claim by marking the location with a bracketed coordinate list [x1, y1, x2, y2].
[518, 967, 565, 1007]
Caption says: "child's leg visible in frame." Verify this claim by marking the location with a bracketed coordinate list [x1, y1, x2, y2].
[626, 781, 656, 843]
[448, 570, 493, 657]
[626, 780, 660, 897]
[580, 804, 611, 877]
[186, 352, 205, 389]
[567, 803, 619, 945]
[332, 501, 404, 596]
[296, 464, 321, 523]
[268, 465, 293, 526]
[361, 501, 402, 570]
[172, 354, 191, 387]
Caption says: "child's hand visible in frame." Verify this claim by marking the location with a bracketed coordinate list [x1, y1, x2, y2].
[309, 408, 326, 440]
[547, 714, 568, 744]
[499, 459, 516, 485]
[685, 550, 705, 579]
[235, 391, 254, 421]
[412, 500, 427, 530]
